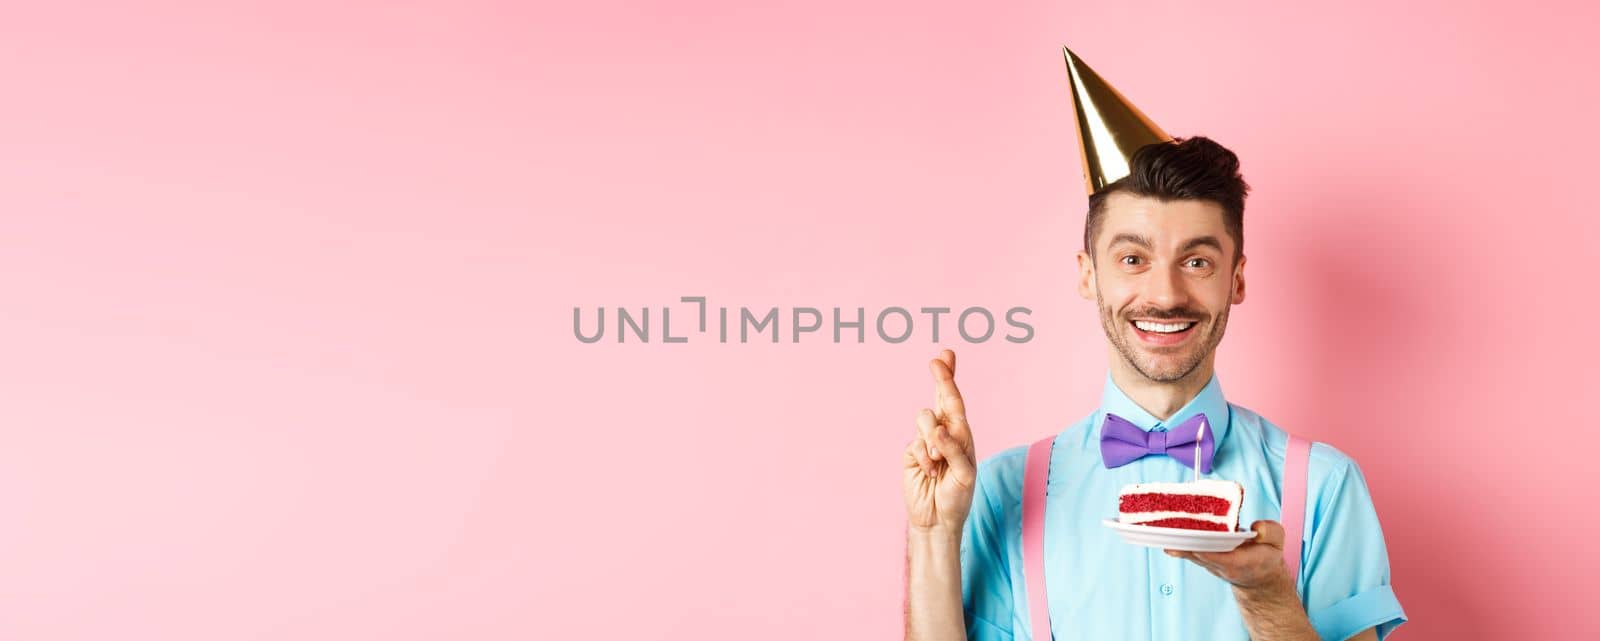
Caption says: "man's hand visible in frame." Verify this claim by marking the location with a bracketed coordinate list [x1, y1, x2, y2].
[902, 349, 978, 533]
[1164, 520, 1291, 592]
[902, 349, 977, 641]
[1168, 520, 1363, 641]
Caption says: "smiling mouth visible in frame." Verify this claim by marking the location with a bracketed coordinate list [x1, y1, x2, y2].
[1128, 319, 1198, 345]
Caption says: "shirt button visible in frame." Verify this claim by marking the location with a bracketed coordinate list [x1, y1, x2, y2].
[1160, 584, 1175, 596]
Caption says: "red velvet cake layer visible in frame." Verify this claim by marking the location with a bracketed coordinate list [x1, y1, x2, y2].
[1119, 493, 1231, 516]
[1132, 517, 1231, 532]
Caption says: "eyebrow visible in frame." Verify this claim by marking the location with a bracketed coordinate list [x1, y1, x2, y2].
[1107, 233, 1224, 254]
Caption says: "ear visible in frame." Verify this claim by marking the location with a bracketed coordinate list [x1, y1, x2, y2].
[1231, 254, 1247, 305]
[1076, 249, 1095, 300]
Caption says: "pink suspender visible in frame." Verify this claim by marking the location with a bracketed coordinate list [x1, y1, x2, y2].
[1281, 435, 1312, 590]
[1020, 436, 1056, 641]
[1019, 432, 1313, 641]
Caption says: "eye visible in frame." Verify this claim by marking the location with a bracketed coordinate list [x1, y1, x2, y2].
[1186, 258, 1210, 269]
[1120, 255, 1142, 266]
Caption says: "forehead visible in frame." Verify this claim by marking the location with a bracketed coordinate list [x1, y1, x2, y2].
[1097, 192, 1232, 253]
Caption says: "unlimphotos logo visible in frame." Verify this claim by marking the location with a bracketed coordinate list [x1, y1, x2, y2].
[574, 296, 1034, 344]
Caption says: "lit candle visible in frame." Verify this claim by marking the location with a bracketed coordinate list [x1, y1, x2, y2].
[1194, 420, 1206, 483]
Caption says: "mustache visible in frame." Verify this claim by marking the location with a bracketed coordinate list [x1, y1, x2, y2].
[1124, 308, 1205, 321]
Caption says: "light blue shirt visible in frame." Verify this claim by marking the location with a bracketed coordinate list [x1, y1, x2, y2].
[961, 372, 1407, 641]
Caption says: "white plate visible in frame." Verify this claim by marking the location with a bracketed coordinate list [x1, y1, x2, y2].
[1102, 519, 1256, 552]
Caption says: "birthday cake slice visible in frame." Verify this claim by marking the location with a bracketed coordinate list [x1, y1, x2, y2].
[1117, 479, 1244, 532]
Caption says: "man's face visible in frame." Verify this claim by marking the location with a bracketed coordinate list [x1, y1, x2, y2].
[1076, 192, 1246, 384]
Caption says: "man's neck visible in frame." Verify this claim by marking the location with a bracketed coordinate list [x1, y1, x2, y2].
[1107, 351, 1216, 422]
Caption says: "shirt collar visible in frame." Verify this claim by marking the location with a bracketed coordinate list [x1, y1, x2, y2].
[1097, 370, 1231, 449]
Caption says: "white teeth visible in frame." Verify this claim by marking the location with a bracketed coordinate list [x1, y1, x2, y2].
[1134, 320, 1195, 333]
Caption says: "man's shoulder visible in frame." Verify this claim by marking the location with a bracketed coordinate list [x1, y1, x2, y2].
[1229, 402, 1362, 481]
[971, 417, 1096, 507]
[972, 443, 1029, 507]
[978, 443, 1031, 468]
[974, 415, 1096, 474]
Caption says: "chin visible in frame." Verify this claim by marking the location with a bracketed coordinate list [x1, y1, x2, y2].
[1135, 366, 1193, 383]
[1130, 352, 1205, 382]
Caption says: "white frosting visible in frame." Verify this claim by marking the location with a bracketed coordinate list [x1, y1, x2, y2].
[1116, 479, 1243, 529]
[1115, 510, 1230, 526]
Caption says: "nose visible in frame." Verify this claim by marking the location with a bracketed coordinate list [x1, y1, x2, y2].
[1143, 262, 1189, 310]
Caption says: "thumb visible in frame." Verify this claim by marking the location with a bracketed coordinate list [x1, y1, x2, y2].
[1249, 520, 1286, 549]
[931, 424, 976, 488]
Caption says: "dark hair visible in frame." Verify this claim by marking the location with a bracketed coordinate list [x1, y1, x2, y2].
[1083, 136, 1250, 263]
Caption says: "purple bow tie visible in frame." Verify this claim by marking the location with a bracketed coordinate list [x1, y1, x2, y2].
[1099, 412, 1215, 474]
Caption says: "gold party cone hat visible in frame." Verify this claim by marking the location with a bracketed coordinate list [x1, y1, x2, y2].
[1062, 46, 1174, 195]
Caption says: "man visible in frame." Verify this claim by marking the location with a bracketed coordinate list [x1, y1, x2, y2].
[900, 49, 1406, 641]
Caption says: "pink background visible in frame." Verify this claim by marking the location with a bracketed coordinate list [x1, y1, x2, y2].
[2, 1, 1595, 639]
